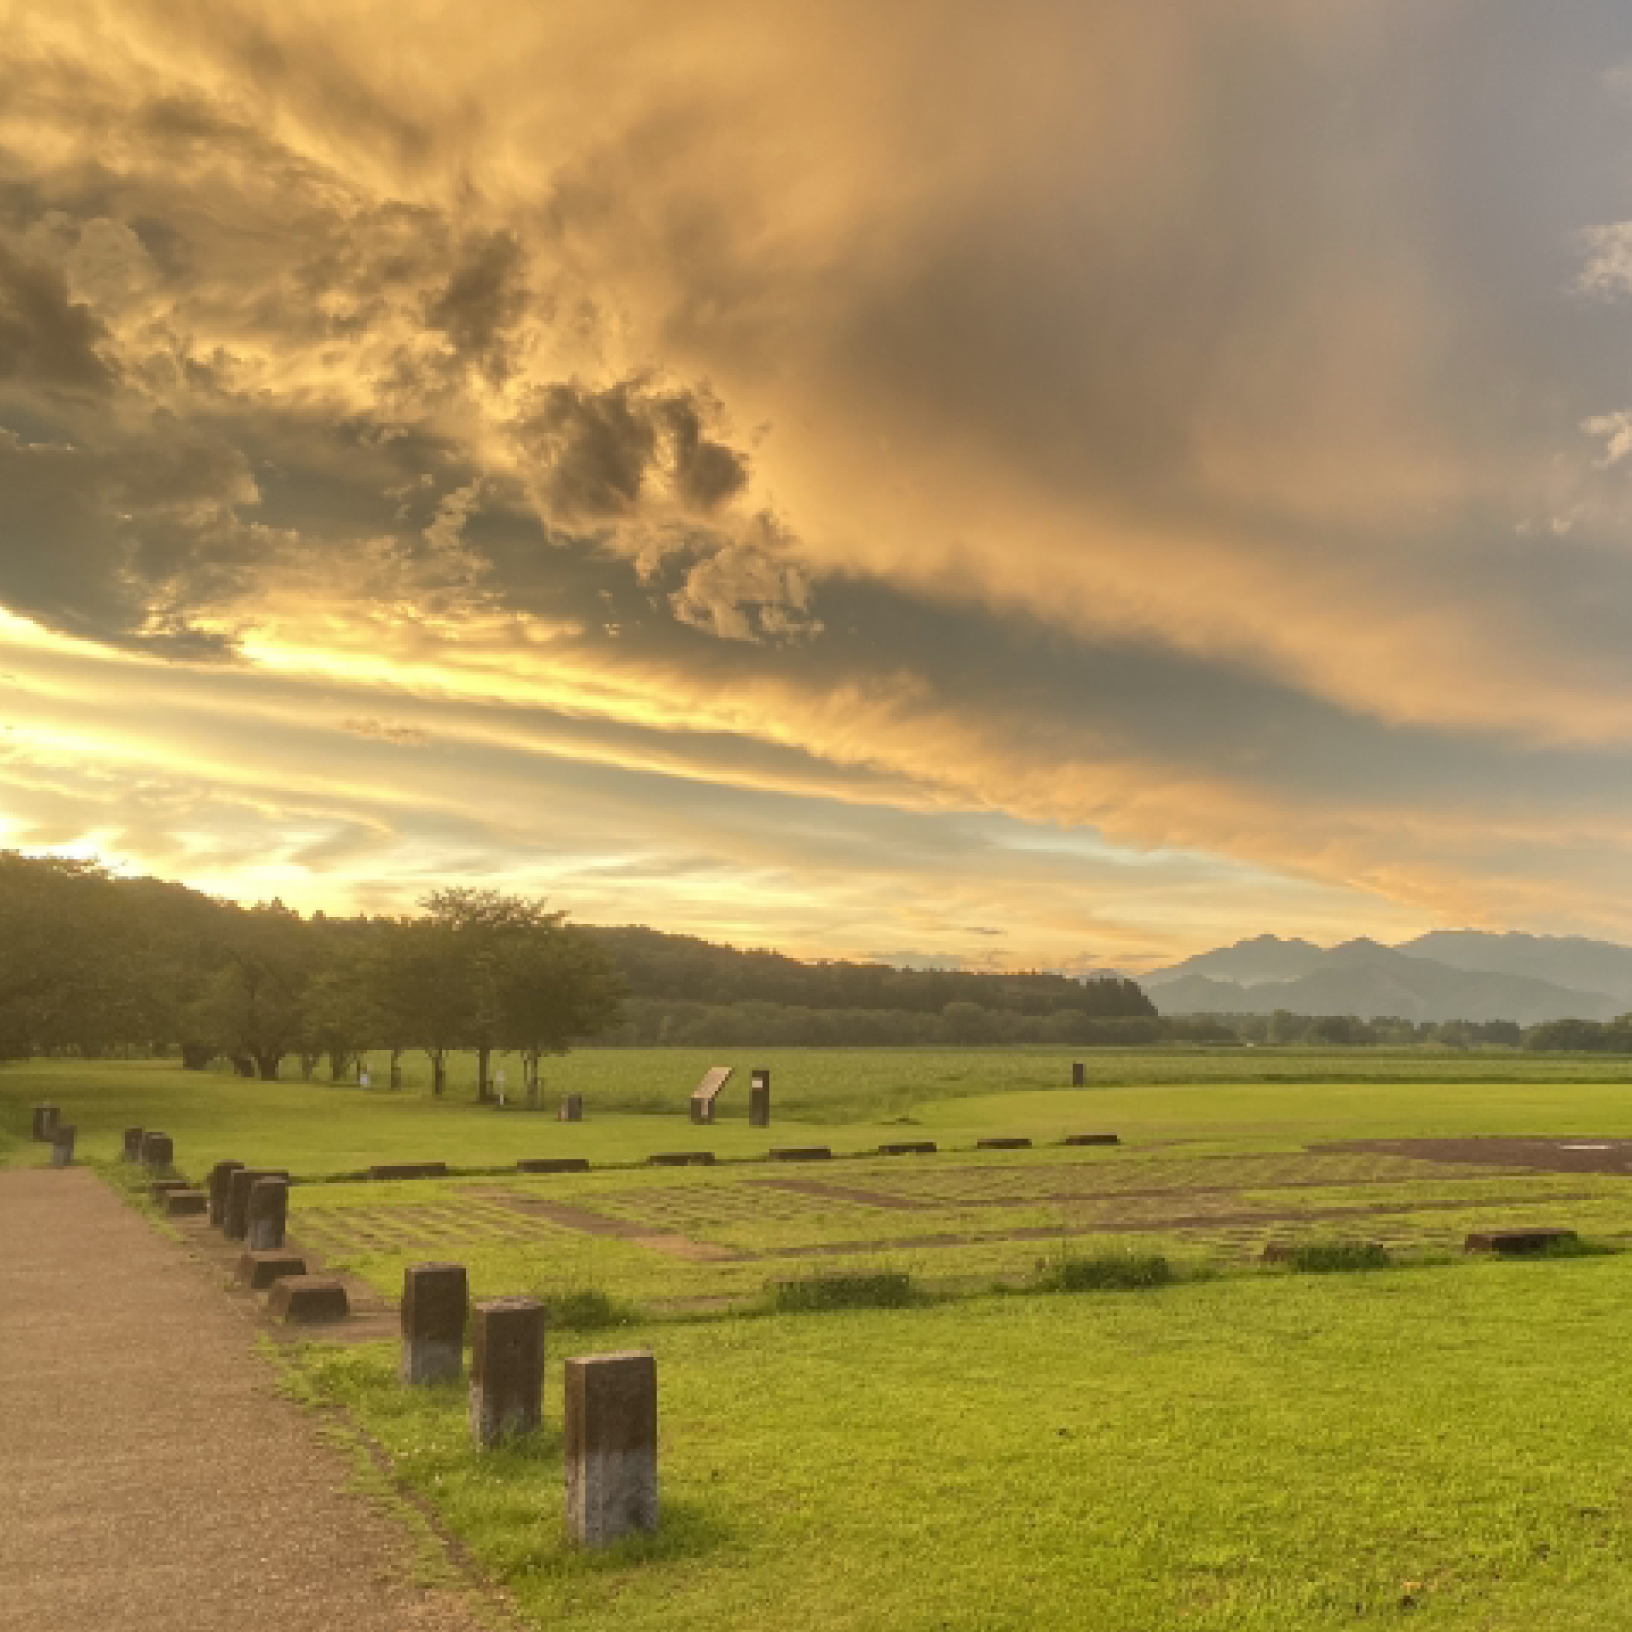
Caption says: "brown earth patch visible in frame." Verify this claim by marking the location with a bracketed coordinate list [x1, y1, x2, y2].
[1317, 1137, 1632, 1176]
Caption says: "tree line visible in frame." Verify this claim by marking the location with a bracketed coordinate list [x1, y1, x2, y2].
[0, 852, 1157, 1080]
[0, 854, 620, 1098]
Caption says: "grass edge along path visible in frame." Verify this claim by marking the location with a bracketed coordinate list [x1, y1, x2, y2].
[282, 1246, 1632, 1632]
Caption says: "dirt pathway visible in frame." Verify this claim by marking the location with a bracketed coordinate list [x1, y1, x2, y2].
[0, 1167, 510, 1632]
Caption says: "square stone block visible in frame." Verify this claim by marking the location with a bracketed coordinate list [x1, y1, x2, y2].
[50, 1126, 76, 1166]
[140, 1131, 173, 1169]
[267, 1275, 350, 1323]
[469, 1298, 546, 1446]
[224, 1167, 287, 1240]
[122, 1127, 145, 1162]
[237, 1250, 307, 1290]
[565, 1351, 658, 1549]
[31, 1104, 59, 1142]
[401, 1262, 468, 1385]
[208, 1160, 244, 1228]
[558, 1095, 584, 1122]
[149, 1178, 191, 1204]
[246, 1176, 289, 1251]
[163, 1189, 209, 1217]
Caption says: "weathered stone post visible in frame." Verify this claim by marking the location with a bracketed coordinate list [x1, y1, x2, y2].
[401, 1262, 468, 1385]
[468, 1298, 546, 1447]
[224, 1167, 285, 1241]
[559, 1094, 584, 1123]
[208, 1160, 245, 1228]
[748, 1068, 771, 1128]
[31, 1105, 59, 1142]
[246, 1176, 289, 1251]
[141, 1132, 174, 1171]
[1071, 1061, 1086, 1087]
[50, 1125, 76, 1167]
[565, 1351, 659, 1548]
[122, 1127, 145, 1162]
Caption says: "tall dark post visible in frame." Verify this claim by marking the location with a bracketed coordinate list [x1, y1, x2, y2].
[469, 1298, 546, 1447]
[565, 1352, 659, 1548]
[748, 1068, 770, 1128]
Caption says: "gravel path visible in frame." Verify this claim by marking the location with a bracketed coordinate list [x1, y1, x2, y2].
[0, 1167, 511, 1632]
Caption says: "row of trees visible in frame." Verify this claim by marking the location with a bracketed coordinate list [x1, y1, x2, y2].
[577, 926, 1157, 1019]
[1174, 1009, 1632, 1051]
[0, 855, 621, 1098]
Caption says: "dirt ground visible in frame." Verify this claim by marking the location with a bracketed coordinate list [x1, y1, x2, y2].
[0, 1167, 513, 1632]
[1317, 1136, 1632, 1175]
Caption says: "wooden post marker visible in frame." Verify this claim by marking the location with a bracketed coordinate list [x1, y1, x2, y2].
[559, 1094, 584, 1122]
[208, 1161, 244, 1229]
[50, 1125, 76, 1167]
[748, 1067, 771, 1128]
[689, 1066, 732, 1125]
[122, 1127, 145, 1162]
[401, 1263, 468, 1385]
[141, 1132, 174, 1171]
[469, 1298, 546, 1447]
[246, 1176, 289, 1251]
[1071, 1061, 1086, 1087]
[565, 1352, 658, 1549]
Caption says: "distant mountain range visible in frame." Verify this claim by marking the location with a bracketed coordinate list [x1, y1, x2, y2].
[1142, 932, 1632, 1024]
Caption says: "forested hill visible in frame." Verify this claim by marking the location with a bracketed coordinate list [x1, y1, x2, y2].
[0, 851, 1155, 1066]
[579, 925, 1154, 1018]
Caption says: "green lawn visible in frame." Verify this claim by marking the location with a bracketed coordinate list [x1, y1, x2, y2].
[14, 1051, 1632, 1629]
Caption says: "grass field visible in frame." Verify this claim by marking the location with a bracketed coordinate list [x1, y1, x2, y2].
[12, 1048, 1632, 1629]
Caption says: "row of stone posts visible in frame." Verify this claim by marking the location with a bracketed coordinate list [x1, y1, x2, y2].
[401, 1262, 658, 1549]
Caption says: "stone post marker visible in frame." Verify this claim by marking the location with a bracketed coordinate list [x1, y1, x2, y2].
[565, 1351, 658, 1548]
[469, 1298, 546, 1447]
[1071, 1061, 1086, 1087]
[401, 1262, 468, 1385]
[246, 1176, 289, 1251]
[31, 1105, 59, 1142]
[208, 1160, 245, 1229]
[141, 1132, 174, 1171]
[224, 1167, 285, 1240]
[122, 1127, 145, 1162]
[50, 1125, 76, 1167]
[748, 1068, 771, 1128]
[559, 1094, 584, 1123]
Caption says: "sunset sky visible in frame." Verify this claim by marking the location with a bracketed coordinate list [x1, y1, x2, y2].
[6, 3, 1632, 971]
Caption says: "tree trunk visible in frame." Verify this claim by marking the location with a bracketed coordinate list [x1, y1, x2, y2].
[180, 1042, 213, 1071]
[231, 1053, 255, 1078]
[389, 1048, 403, 1091]
[299, 1051, 319, 1081]
[525, 1049, 540, 1110]
[477, 1044, 491, 1104]
[430, 1051, 445, 1097]
[253, 1049, 282, 1081]
[328, 1050, 350, 1082]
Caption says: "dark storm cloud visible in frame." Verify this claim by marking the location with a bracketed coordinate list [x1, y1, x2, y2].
[0, 244, 117, 395]
[426, 229, 528, 377]
[515, 377, 750, 518]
